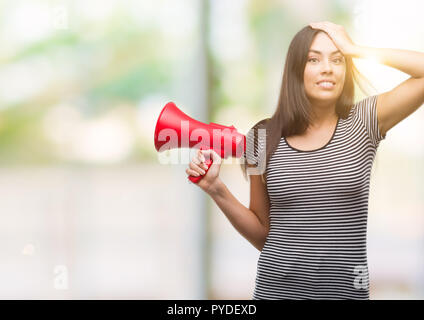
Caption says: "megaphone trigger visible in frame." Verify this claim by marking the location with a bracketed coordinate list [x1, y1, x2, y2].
[188, 148, 213, 184]
[188, 157, 212, 184]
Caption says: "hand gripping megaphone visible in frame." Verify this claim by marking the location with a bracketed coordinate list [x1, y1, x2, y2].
[154, 102, 246, 183]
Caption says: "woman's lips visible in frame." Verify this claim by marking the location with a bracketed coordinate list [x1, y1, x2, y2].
[316, 81, 335, 89]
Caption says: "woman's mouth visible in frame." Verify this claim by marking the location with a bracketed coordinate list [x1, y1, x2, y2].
[316, 81, 335, 89]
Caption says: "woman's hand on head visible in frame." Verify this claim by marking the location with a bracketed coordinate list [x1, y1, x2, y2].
[309, 21, 359, 57]
[186, 148, 222, 194]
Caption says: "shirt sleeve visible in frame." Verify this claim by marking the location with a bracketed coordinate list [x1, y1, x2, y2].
[352, 94, 387, 148]
[243, 120, 268, 176]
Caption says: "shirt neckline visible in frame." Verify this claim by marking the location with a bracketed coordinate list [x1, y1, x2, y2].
[283, 116, 340, 153]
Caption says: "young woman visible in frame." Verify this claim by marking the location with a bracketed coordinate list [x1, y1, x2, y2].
[185, 21, 424, 300]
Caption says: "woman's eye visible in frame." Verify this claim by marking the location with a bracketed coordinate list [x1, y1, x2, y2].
[308, 57, 343, 63]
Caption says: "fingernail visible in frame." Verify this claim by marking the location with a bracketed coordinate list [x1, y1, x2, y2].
[201, 170, 205, 175]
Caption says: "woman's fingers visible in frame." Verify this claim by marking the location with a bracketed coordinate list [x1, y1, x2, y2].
[189, 161, 206, 175]
[188, 151, 209, 176]
[185, 148, 218, 178]
[198, 149, 206, 161]
[186, 168, 200, 177]
[199, 149, 222, 165]
[197, 150, 208, 169]
[194, 151, 208, 170]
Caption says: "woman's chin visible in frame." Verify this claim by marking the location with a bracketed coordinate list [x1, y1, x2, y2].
[308, 92, 339, 103]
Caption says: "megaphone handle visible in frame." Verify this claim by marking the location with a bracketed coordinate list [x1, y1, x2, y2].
[188, 158, 213, 184]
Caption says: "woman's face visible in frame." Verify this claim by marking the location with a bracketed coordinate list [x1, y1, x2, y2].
[304, 32, 346, 105]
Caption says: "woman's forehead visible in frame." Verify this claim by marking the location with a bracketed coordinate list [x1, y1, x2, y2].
[309, 32, 339, 53]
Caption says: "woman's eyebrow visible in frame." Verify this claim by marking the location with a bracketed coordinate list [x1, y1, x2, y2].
[308, 49, 342, 55]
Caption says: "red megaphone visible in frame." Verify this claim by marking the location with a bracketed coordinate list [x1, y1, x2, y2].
[154, 102, 246, 183]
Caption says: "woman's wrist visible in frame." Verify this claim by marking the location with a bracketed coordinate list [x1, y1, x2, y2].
[347, 44, 364, 58]
[205, 178, 224, 197]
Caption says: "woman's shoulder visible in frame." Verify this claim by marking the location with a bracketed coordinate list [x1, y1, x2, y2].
[244, 118, 270, 164]
[247, 118, 270, 146]
[352, 95, 378, 112]
[251, 117, 271, 130]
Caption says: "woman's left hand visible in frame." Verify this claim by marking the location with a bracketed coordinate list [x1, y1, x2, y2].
[309, 21, 359, 57]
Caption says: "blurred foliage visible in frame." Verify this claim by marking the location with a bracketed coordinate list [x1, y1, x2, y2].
[0, 103, 56, 165]
[0, 0, 353, 165]
[0, 1, 174, 164]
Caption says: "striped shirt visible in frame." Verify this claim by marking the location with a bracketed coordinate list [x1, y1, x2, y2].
[246, 95, 386, 300]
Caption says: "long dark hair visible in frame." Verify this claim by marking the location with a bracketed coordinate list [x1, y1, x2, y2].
[240, 25, 376, 185]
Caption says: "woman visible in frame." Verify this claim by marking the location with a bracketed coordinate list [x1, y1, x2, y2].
[185, 21, 424, 299]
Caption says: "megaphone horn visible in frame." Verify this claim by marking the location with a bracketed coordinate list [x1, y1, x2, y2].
[154, 102, 246, 183]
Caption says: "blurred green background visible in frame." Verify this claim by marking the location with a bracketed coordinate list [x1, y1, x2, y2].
[0, 0, 423, 299]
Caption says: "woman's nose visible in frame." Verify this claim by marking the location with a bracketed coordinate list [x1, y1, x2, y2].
[320, 59, 333, 72]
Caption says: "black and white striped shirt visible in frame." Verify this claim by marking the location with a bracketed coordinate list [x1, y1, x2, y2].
[247, 95, 386, 300]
